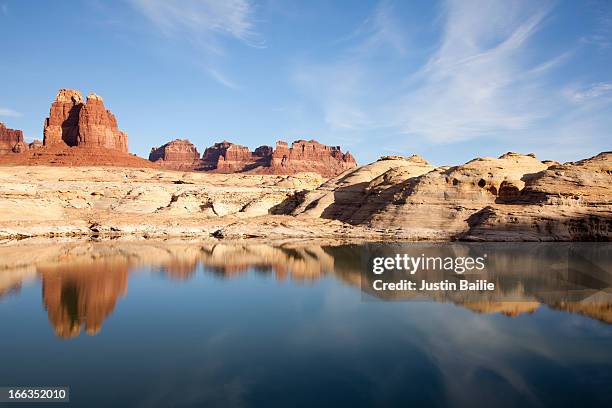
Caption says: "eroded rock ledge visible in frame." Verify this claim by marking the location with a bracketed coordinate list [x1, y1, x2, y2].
[0, 151, 610, 241]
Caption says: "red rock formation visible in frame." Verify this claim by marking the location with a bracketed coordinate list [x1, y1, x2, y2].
[268, 139, 356, 177]
[28, 140, 43, 150]
[43, 89, 83, 146]
[77, 93, 128, 152]
[0, 89, 151, 168]
[153, 138, 356, 177]
[149, 139, 201, 170]
[43, 89, 128, 152]
[0, 122, 24, 155]
[200, 140, 272, 172]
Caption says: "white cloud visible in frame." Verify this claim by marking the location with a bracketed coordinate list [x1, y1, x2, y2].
[0, 107, 22, 117]
[566, 82, 612, 103]
[394, 0, 559, 142]
[129, 0, 262, 88]
[130, 0, 260, 45]
[293, 0, 611, 158]
[206, 67, 240, 90]
[291, 1, 409, 135]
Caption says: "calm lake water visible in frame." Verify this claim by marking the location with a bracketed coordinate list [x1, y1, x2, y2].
[0, 240, 611, 408]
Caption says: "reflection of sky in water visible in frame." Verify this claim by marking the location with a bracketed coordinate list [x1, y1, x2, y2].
[1, 260, 611, 408]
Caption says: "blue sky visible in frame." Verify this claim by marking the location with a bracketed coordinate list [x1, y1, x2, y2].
[0, 0, 611, 165]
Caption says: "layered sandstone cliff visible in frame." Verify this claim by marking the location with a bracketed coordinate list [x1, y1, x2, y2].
[43, 89, 128, 151]
[269, 140, 356, 176]
[291, 152, 612, 241]
[150, 138, 357, 177]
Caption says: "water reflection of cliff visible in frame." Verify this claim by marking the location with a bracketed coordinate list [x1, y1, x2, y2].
[40, 261, 128, 338]
[0, 240, 610, 338]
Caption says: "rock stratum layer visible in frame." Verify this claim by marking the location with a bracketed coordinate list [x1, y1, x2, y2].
[149, 138, 357, 177]
[0, 151, 610, 241]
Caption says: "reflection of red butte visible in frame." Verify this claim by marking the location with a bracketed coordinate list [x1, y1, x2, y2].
[39, 261, 128, 339]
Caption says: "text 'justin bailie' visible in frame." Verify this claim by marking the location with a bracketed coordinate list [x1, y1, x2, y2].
[370, 254, 495, 292]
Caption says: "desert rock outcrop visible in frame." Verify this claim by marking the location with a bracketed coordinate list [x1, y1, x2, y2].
[150, 138, 357, 177]
[291, 151, 611, 241]
[0, 90, 152, 168]
[0, 122, 24, 154]
[43, 89, 128, 152]
[268, 140, 356, 177]
[149, 139, 201, 170]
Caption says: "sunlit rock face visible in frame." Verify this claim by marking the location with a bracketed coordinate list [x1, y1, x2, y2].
[290, 151, 612, 241]
[43, 89, 128, 152]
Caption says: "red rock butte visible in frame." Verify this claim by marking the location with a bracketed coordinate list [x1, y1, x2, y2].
[150, 138, 357, 177]
[43, 89, 128, 151]
[0, 89, 154, 168]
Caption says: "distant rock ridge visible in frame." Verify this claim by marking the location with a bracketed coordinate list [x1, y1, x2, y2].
[149, 138, 357, 177]
[149, 139, 201, 171]
[0, 122, 43, 155]
[43, 89, 128, 152]
[0, 122, 24, 155]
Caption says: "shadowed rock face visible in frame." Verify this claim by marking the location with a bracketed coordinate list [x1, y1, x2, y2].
[43, 89, 128, 152]
[150, 138, 357, 177]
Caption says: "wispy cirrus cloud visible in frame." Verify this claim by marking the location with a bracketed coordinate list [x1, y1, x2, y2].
[291, 0, 612, 162]
[394, 0, 559, 142]
[128, 0, 263, 88]
[0, 107, 22, 117]
[565, 82, 612, 103]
